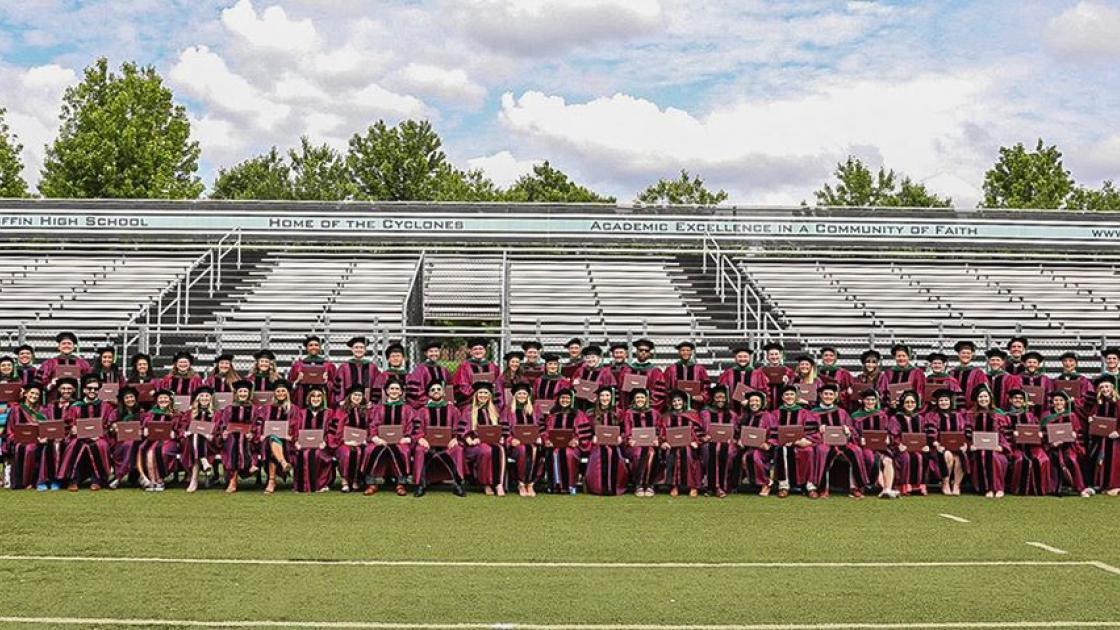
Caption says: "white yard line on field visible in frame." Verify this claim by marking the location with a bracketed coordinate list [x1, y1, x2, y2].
[3, 616, 1120, 629]
[937, 513, 970, 523]
[1089, 560, 1120, 576]
[1026, 542, 1069, 555]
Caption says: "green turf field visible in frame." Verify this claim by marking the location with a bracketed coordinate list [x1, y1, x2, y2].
[0, 490, 1118, 629]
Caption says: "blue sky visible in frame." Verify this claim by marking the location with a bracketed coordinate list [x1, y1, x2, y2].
[1, 0, 1119, 205]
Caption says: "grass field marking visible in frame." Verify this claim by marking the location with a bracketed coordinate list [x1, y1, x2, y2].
[1089, 560, 1120, 576]
[0, 553, 1107, 571]
[937, 513, 970, 523]
[1025, 542, 1069, 555]
[3, 616, 1120, 629]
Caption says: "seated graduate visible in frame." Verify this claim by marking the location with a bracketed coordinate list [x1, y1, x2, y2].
[412, 380, 466, 498]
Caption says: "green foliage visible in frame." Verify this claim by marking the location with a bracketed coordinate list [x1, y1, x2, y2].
[503, 160, 615, 202]
[815, 156, 950, 207]
[210, 147, 292, 200]
[289, 136, 355, 201]
[0, 107, 30, 197]
[346, 120, 451, 200]
[635, 170, 728, 205]
[981, 139, 1073, 209]
[211, 138, 353, 201]
[1066, 181, 1120, 211]
[39, 57, 202, 199]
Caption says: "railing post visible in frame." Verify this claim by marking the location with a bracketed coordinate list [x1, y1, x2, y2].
[501, 250, 511, 356]
[17, 321, 26, 346]
[215, 315, 224, 355]
[702, 237, 707, 274]
[139, 323, 149, 355]
[261, 316, 270, 350]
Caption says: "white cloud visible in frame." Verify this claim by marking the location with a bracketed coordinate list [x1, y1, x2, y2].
[221, 0, 318, 53]
[1044, 1, 1120, 61]
[395, 63, 486, 107]
[0, 63, 76, 188]
[169, 45, 290, 130]
[347, 82, 431, 120]
[458, 0, 663, 55]
[466, 150, 539, 187]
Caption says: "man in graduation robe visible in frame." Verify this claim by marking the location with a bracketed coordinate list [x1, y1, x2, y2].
[412, 381, 466, 497]
[159, 351, 204, 397]
[951, 340, 987, 405]
[1018, 351, 1051, 418]
[750, 341, 794, 411]
[924, 352, 961, 410]
[60, 374, 114, 490]
[717, 345, 753, 413]
[619, 339, 667, 411]
[1098, 347, 1120, 389]
[878, 344, 927, 410]
[606, 342, 630, 388]
[662, 341, 710, 411]
[562, 338, 584, 378]
[532, 354, 571, 404]
[1006, 336, 1029, 376]
[333, 336, 380, 407]
[451, 338, 500, 411]
[520, 341, 545, 385]
[1054, 351, 1096, 419]
[372, 342, 410, 406]
[14, 344, 38, 386]
[407, 340, 450, 409]
[983, 348, 1022, 410]
[36, 332, 91, 394]
[817, 346, 854, 410]
[289, 334, 336, 407]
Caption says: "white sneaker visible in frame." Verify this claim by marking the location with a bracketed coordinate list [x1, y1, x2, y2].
[1081, 488, 1096, 498]
[108, 478, 120, 490]
[994, 490, 1004, 499]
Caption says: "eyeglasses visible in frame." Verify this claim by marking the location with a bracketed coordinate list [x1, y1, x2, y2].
[84, 386, 100, 391]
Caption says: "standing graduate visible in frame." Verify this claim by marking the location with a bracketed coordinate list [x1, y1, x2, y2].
[330, 385, 372, 494]
[1005, 388, 1051, 496]
[36, 332, 91, 392]
[247, 350, 280, 393]
[791, 354, 821, 406]
[1018, 351, 1051, 418]
[923, 352, 962, 410]
[1089, 377, 1120, 496]
[892, 390, 933, 496]
[1041, 391, 1093, 497]
[624, 388, 662, 496]
[811, 383, 866, 499]
[817, 346, 854, 410]
[983, 348, 1022, 410]
[1054, 351, 1096, 419]
[254, 380, 299, 495]
[290, 384, 334, 493]
[92, 346, 123, 384]
[497, 350, 527, 403]
[924, 389, 971, 496]
[572, 345, 616, 411]
[502, 383, 541, 497]
[14, 345, 37, 386]
[699, 385, 735, 497]
[606, 342, 630, 389]
[967, 386, 1011, 498]
[138, 390, 181, 491]
[364, 377, 414, 495]
[107, 386, 143, 489]
[412, 381, 466, 497]
[880, 344, 927, 411]
[852, 389, 901, 498]
[1006, 337, 1030, 376]
[750, 342, 794, 411]
[951, 340, 987, 406]
[736, 391, 773, 495]
[766, 385, 819, 498]
[334, 337, 379, 406]
[180, 386, 218, 493]
[127, 353, 159, 408]
[542, 388, 591, 494]
[451, 338, 500, 410]
[717, 345, 754, 413]
[464, 381, 507, 496]
[620, 339, 667, 411]
[849, 350, 883, 412]
[1099, 347, 1120, 389]
[59, 375, 114, 491]
[215, 380, 258, 493]
[532, 353, 571, 406]
[407, 340, 450, 409]
[4, 383, 46, 490]
[563, 338, 585, 376]
[160, 351, 204, 397]
[662, 341, 710, 410]
[520, 341, 545, 383]
[207, 354, 241, 393]
[372, 342, 410, 406]
[289, 335, 336, 406]
[585, 386, 628, 496]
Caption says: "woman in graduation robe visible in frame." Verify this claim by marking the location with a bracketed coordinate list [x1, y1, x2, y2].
[718, 345, 754, 414]
[542, 388, 591, 494]
[923, 389, 971, 496]
[60, 375, 114, 491]
[1089, 377, 1120, 495]
[811, 383, 866, 499]
[892, 390, 933, 496]
[363, 379, 414, 496]
[93, 346, 124, 384]
[699, 385, 736, 497]
[848, 350, 884, 412]
[532, 354, 571, 407]
[660, 389, 704, 497]
[497, 350, 527, 401]
[852, 389, 901, 498]
[4, 383, 46, 490]
[1054, 352, 1096, 419]
[159, 351, 204, 398]
[766, 384, 819, 498]
[464, 381, 508, 496]
[329, 385, 371, 494]
[585, 386, 628, 496]
[334, 337, 380, 407]
[126, 353, 159, 409]
[817, 346, 855, 411]
[180, 386, 219, 493]
[879, 345, 927, 411]
[572, 346, 616, 411]
[967, 386, 1011, 498]
[749, 342, 794, 411]
[1005, 388, 1052, 496]
[1041, 391, 1092, 497]
[289, 384, 334, 493]
[107, 386, 144, 489]
[503, 382, 541, 497]
[736, 390, 773, 495]
[253, 380, 299, 494]
[662, 342, 709, 410]
[207, 354, 241, 393]
[138, 390, 181, 491]
[624, 388, 662, 496]
[452, 338, 501, 410]
[215, 380, 258, 493]
[923, 353, 961, 412]
[248, 350, 281, 393]
[407, 340, 450, 409]
[412, 380, 466, 497]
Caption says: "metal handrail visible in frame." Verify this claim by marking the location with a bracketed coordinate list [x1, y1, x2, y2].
[400, 251, 427, 346]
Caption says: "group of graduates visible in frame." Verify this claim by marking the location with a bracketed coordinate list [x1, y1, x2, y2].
[1, 331, 1118, 500]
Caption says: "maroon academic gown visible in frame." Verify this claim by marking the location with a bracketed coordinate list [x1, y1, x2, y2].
[364, 402, 414, 484]
[984, 370, 1023, 411]
[407, 361, 451, 409]
[179, 407, 218, 471]
[290, 405, 334, 492]
[661, 410, 704, 490]
[736, 408, 773, 488]
[606, 361, 629, 397]
[585, 408, 628, 495]
[951, 364, 987, 407]
[718, 365, 754, 413]
[877, 367, 926, 409]
[893, 411, 934, 488]
[107, 404, 144, 484]
[847, 371, 884, 412]
[371, 367, 410, 407]
[288, 358, 336, 407]
[94, 366, 124, 384]
[139, 407, 180, 478]
[923, 372, 962, 411]
[159, 371, 204, 397]
[854, 409, 899, 488]
[1088, 399, 1120, 492]
[532, 375, 571, 407]
[923, 409, 972, 483]
[332, 360, 379, 406]
[36, 354, 91, 391]
[1018, 371, 1052, 418]
[543, 406, 591, 491]
[4, 405, 45, 488]
[414, 402, 465, 485]
[503, 405, 542, 485]
[253, 402, 301, 471]
[766, 405, 817, 488]
[464, 406, 508, 487]
[619, 363, 668, 411]
[1053, 372, 1096, 419]
[751, 364, 795, 411]
[812, 405, 867, 490]
[37, 400, 72, 484]
[624, 407, 662, 489]
[451, 360, 500, 410]
[215, 403, 258, 482]
[1042, 411, 1088, 493]
[663, 361, 711, 410]
[1004, 407, 1052, 496]
[60, 399, 114, 485]
[329, 405, 372, 488]
[700, 405, 736, 494]
[818, 365, 855, 410]
[572, 364, 616, 411]
[968, 409, 1011, 494]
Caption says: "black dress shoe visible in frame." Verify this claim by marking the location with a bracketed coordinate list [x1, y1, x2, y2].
[413, 485, 426, 498]
[452, 483, 466, 498]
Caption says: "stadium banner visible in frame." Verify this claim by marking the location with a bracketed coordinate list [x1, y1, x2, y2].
[4, 210, 1120, 243]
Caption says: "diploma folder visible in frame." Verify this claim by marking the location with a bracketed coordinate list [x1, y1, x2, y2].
[146, 421, 174, 441]
[11, 424, 38, 444]
[762, 367, 787, 385]
[621, 373, 647, 393]
[796, 383, 818, 404]
[38, 420, 66, 440]
[573, 379, 598, 402]
[1052, 380, 1082, 400]
[731, 383, 755, 404]
[1046, 422, 1076, 445]
[707, 423, 735, 443]
[677, 380, 705, 398]
[630, 427, 658, 447]
[0, 382, 21, 403]
[378, 425, 403, 445]
[512, 424, 540, 444]
[777, 425, 804, 445]
[263, 420, 289, 440]
[939, 431, 967, 451]
[297, 429, 325, 449]
[900, 432, 926, 451]
[739, 426, 768, 448]
[1089, 416, 1117, 438]
[188, 420, 215, 439]
[425, 426, 453, 447]
[97, 383, 119, 403]
[595, 425, 622, 446]
[115, 420, 142, 441]
[476, 424, 503, 445]
[75, 418, 102, 439]
[972, 431, 1000, 451]
[1014, 424, 1043, 445]
[822, 425, 847, 446]
[665, 426, 692, 448]
[300, 366, 328, 385]
[549, 428, 576, 449]
[863, 429, 890, 451]
[887, 383, 909, 406]
[343, 427, 368, 446]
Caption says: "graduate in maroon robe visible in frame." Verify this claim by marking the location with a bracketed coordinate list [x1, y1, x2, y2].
[1041, 391, 1093, 497]
[372, 341, 410, 406]
[923, 389, 970, 496]
[1005, 389, 1052, 496]
[289, 335, 336, 407]
[893, 390, 933, 496]
[247, 350, 281, 393]
[923, 352, 961, 412]
[1006, 336, 1029, 376]
[520, 340, 545, 385]
[37, 331, 91, 397]
[59, 375, 114, 490]
[543, 388, 591, 494]
[180, 386, 218, 492]
[718, 345, 754, 414]
[848, 350, 884, 412]
[412, 380, 466, 497]
[951, 340, 987, 407]
[766, 385, 819, 498]
[817, 346, 855, 410]
[329, 385, 371, 494]
[126, 353, 159, 410]
[14, 345, 38, 386]
[983, 348, 1022, 410]
[606, 342, 630, 393]
[497, 350, 526, 402]
[451, 338, 500, 410]
[92, 346, 124, 384]
[4, 383, 46, 490]
[1099, 347, 1120, 390]
[215, 380, 258, 493]
[750, 342, 794, 412]
[463, 381, 508, 495]
[254, 380, 299, 494]
[107, 385, 144, 489]
[39, 377, 77, 489]
[852, 388, 900, 498]
[585, 386, 628, 496]
[1055, 351, 1096, 420]
[624, 388, 662, 496]
[811, 383, 866, 498]
[532, 354, 571, 406]
[364, 378, 415, 496]
[790, 354, 824, 407]
[159, 351, 204, 398]
[138, 389, 181, 491]
[0, 356, 18, 439]
[207, 354, 241, 393]
[620, 339, 667, 411]
[663, 341, 710, 411]
[333, 337, 379, 407]
[290, 384, 334, 493]
[1017, 351, 1051, 418]
[503, 383, 542, 497]
[572, 345, 616, 412]
[407, 340, 450, 409]
[967, 385, 1010, 498]
[879, 344, 927, 411]
[1089, 377, 1120, 495]
[661, 390, 704, 496]
[563, 337, 585, 377]
[699, 385, 735, 497]
[735, 391, 773, 495]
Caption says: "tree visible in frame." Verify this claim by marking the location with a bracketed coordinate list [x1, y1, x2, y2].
[39, 58, 202, 198]
[434, 166, 502, 202]
[0, 107, 30, 198]
[346, 120, 450, 200]
[635, 170, 727, 205]
[211, 137, 354, 201]
[288, 136, 354, 201]
[814, 156, 951, 207]
[1067, 181, 1120, 211]
[981, 139, 1073, 209]
[210, 147, 292, 200]
[503, 161, 615, 202]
